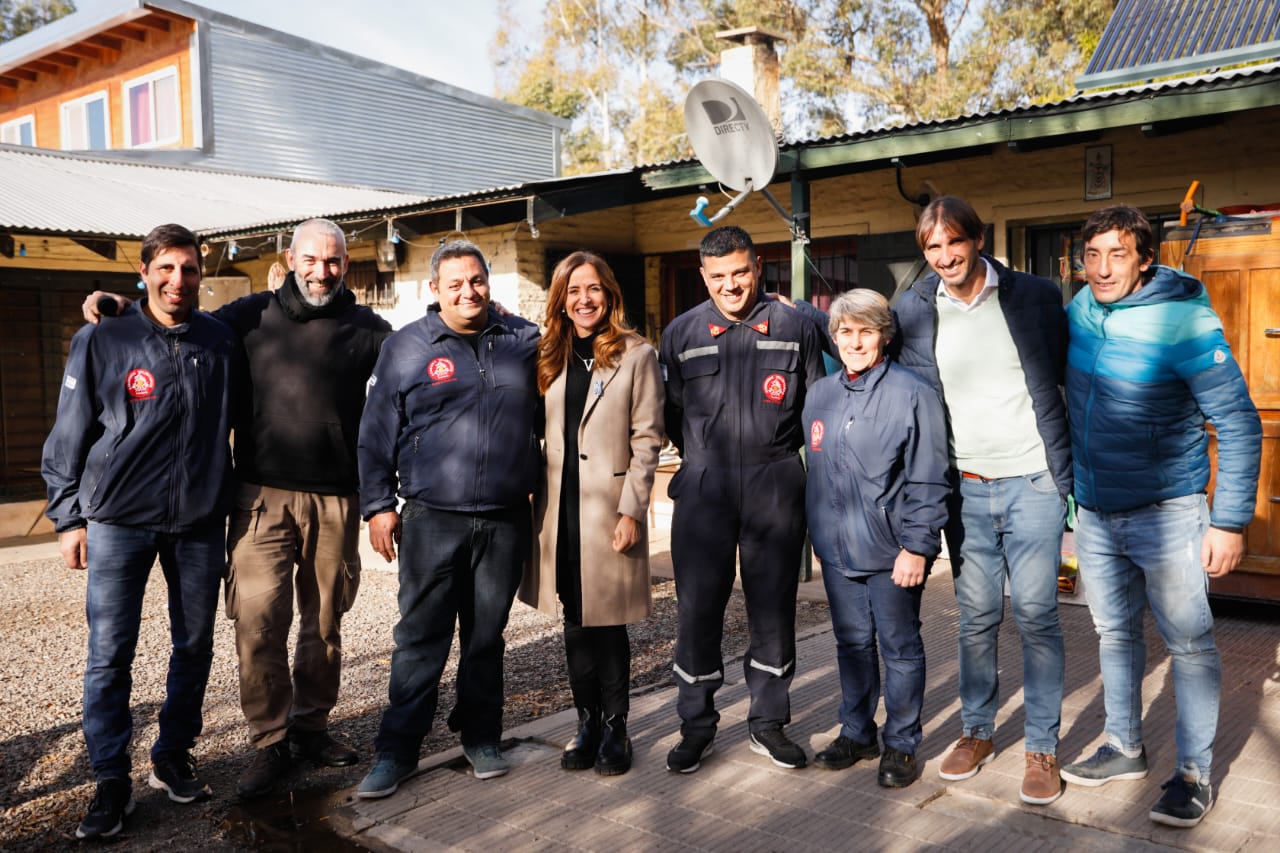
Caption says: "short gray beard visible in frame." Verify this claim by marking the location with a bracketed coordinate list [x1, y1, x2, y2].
[300, 279, 340, 307]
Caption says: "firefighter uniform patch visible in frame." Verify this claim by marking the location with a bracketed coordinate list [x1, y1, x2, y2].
[126, 369, 155, 400]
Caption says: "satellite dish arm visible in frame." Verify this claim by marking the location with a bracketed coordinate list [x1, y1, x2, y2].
[690, 180, 755, 227]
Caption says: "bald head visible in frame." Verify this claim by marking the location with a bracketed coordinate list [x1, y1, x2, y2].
[286, 218, 348, 307]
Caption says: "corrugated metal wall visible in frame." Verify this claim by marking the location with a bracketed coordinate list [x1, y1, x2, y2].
[200, 25, 560, 195]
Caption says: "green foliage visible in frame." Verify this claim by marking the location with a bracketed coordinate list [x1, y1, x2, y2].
[0, 0, 75, 43]
[494, 0, 1117, 172]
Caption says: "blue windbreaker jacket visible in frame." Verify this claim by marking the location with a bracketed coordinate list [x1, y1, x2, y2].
[42, 302, 242, 534]
[357, 306, 540, 518]
[803, 361, 949, 575]
[1066, 265, 1261, 528]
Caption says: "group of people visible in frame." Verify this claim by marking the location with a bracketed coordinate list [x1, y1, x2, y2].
[42, 192, 1259, 841]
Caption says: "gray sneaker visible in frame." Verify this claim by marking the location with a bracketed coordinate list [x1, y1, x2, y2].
[1061, 743, 1148, 787]
[357, 755, 418, 799]
[463, 743, 509, 779]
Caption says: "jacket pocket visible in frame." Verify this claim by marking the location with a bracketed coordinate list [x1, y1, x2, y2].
[339, 559, 361, 614]
[756, 344, 800, 410]
[224, 562, 240, 620]
[227, 484, 266, 546]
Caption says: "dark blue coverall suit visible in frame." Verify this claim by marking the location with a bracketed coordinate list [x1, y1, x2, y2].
[659, 298, 825, 738]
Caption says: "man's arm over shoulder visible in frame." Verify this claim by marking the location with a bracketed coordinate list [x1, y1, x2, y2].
[42, 325, 100, 533]
[784, 297, 835, 359]
[210, 291, 273, 337]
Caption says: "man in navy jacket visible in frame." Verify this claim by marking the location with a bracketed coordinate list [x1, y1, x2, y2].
[892, 196, 1071, 805]
[43, 224, 242, 840]
[355, 240, 540, 799]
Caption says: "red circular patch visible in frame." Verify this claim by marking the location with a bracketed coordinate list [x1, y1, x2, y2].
[810, 419, 825, 451]
[762, 373, 787, 403]
[427, 357, 455, 381]
[126, 368, 155, 400]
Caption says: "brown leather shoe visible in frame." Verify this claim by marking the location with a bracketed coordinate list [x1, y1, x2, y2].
[289, 729, 359, 767]
[938, 736, 995, 780]
[1021, 752, 1063, 804]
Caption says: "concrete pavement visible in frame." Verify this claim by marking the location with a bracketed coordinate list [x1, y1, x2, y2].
[329, 555, 1280, 852]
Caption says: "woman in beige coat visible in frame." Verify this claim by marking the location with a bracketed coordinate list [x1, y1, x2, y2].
[519, 251, 664, 776]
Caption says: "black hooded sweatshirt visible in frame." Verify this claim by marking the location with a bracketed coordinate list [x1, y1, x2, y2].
[214, 272, 391, 495]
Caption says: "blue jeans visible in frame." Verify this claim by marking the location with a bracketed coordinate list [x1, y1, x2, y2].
[947, 470, 1066, 753]
[83, 521, 225, 780]
[823, 569, 925, 755]
[1075, 495, 1218, 783]
[375, 501, 528, 758]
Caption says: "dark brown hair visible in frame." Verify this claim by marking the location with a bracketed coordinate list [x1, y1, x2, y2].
[1082, 204, 1155, 266]
[915, 196, 984, 249]
[140, 223, 201, 269]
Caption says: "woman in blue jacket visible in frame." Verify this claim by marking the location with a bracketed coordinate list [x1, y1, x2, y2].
[802, 289, 949, 788]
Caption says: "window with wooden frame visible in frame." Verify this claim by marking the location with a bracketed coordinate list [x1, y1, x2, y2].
[60, 90, 110, 150]
[123, 66, 181, 148]
[1, 115, 35, 146]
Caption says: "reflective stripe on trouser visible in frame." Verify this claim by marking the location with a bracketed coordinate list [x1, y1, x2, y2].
[225, 484, 362, 747]
[670, 456, 806, 738]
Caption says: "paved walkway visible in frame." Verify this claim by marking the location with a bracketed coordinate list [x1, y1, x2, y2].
[330, 556, 1280, 852]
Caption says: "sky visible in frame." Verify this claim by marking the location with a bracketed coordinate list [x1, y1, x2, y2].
[74, 0, 544, 97]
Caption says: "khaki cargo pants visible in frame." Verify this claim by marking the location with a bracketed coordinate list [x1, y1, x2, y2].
[225, 483, 361, 748]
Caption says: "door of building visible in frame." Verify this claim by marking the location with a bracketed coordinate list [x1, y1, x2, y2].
[1161, 218, 1280, 602]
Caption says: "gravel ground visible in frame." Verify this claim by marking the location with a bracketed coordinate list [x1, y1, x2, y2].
[0, 552, 830, 851]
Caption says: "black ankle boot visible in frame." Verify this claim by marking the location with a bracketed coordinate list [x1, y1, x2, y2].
[561, 708, 601, 770]
[595, 714, 632, 776]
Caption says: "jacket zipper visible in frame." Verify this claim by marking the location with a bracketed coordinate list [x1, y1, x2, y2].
[169, 336, 186, 530]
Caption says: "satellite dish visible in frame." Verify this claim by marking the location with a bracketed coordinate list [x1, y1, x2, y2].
[683, 79, 780, 227]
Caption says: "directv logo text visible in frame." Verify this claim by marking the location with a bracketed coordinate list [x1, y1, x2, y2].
[701, 98, 751, 135]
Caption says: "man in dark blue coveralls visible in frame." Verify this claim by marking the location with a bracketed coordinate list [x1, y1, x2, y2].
[660, 225, 825, 773]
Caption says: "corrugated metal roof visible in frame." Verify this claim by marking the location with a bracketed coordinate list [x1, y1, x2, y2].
[0, 144, 425, 238]
[638, 59, 1280, 175]
[1079, 0, 1280, 89]
[0, 1, 568, 195]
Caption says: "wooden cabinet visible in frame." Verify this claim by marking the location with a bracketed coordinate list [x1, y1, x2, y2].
[1162, 219, 1280, 600]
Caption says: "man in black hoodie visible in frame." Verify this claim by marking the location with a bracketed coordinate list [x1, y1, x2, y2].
[84, 218, 392, 799]
[216, 219, 391, 796]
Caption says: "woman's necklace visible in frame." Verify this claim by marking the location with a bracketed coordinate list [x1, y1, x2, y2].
[573, 335, 596, 371]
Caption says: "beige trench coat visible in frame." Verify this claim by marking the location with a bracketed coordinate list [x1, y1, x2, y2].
[519, 335, 664, 626]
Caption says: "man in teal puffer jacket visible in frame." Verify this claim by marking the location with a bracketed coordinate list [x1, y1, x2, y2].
[1060, 204, 1261, 829]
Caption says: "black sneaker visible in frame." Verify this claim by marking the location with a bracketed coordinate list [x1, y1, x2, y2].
[878, 748, 918, 788]
[814, 735, 880, 770]
[1150, 775, 1213, 827]
[749, 727, 807, 769]
[76, 778, 135, 839]
[148, 750, 211, 803]
[237, 741, 291, 799]
[1060, 743, 1148, 787]
[666, 734, 715, 773]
